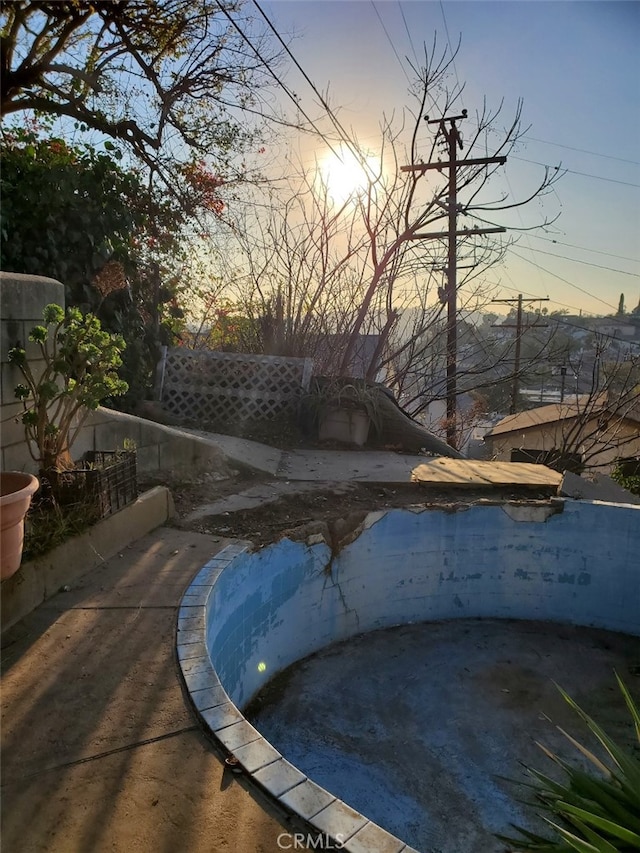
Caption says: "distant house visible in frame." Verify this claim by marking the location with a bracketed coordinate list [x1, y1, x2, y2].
[485, 394, 640, 473]
[313, 333, 386, 381]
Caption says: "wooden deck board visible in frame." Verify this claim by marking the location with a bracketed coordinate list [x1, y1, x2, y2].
[411, 459, 562, 489]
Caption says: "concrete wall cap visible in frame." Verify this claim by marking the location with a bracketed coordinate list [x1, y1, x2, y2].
[0, 271, 65, 317]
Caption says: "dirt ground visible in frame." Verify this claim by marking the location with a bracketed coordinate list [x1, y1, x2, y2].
[161, 470, 556, 547]
[139, 415, 556, 547]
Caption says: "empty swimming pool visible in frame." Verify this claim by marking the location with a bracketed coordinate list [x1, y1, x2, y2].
[177, 499, 640, 852]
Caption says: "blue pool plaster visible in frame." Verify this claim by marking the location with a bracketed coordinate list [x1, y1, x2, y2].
[177, 499, 640, 853]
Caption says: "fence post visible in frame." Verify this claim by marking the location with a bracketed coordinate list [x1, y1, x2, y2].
[154, 346, 168, 402]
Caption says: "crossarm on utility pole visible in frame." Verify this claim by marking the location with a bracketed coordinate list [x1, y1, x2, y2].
[409, 227, 506, 240]
[401, 156, 507, 173]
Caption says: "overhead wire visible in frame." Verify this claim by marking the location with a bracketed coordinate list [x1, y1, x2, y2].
[370, 1, 412, 83]
[511, 156, 640, 188]
[439, 0, 464, 107]
[491, 265, 603, 315]
[223, 1, 636, 326]
[466, 208, 638, 309]
[527, 234, 640, 264]
[479, 280, 640, 351]
[388, 10, 636, 317]
[214, 0, 347, 162]
[519, 136, 640, 166]
[551, 317, 640, 348]
[509, 249, 619, 312]
[514, 246, 639, 278]
[397, 1, 419, 66]
[241, 0, 640, 206]
[252, 0, 378, 174]
[495, 282, 575, 314]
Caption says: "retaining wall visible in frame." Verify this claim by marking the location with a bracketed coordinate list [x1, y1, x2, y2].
[1, 486, 174, 632]
[1, 272, 231, 480]
[75, 407, 232, 480]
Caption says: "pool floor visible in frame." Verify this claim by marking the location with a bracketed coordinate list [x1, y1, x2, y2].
[247, 619, 640, 853]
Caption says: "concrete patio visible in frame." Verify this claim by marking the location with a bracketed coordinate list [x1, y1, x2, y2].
[1, 527, 296, 853]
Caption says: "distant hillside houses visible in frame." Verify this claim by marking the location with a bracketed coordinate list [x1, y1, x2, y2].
[546, 313, 640, 354]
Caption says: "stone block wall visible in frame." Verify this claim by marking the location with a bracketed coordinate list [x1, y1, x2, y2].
[1, 272, 65, 472]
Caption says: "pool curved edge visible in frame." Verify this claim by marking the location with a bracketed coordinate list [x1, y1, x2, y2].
[176, 538, 405, 853]
[177, 499, 640, 853]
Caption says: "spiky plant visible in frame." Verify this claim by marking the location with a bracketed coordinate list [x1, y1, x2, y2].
[499, 673, 640, 853]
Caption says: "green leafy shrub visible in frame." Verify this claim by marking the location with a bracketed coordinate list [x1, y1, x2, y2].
[0, 128, 188, 406]
[8, 304, 128, 471]
[611, 462, 640, 498]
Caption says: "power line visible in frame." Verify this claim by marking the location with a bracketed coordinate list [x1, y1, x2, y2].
[467, 215, 638, 306]
[393, 276, 635, 351]
[509, 249, 619, 312]
[370, 1, 411, 83]
[494, 262, 617, 318]
[439, 0, 463, 104]
[491, 293, 549, 412]
[527, 234, 640, 264]
[214, 0, 344, 161]
[404, 110, 506, 446]
[253, 0, 375, 176]
[501, 159, 548, 296]
[552, 317, 640, 349]
[482, 282, 640, 352]
[511, 156, 640, 188]
[494, 280, 580, 314]
[516, 245, 640, 278]
[492, 270, 640, 330]
[520, 135, 640, 166]
[397, 0, 419, 66]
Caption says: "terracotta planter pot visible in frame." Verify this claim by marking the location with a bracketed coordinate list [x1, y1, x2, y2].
[0, 472, 39, 580]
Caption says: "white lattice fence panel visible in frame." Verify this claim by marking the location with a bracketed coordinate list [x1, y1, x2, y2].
[157, 347, 313, 423]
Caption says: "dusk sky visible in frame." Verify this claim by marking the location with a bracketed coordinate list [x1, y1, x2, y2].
[262, 0, 640, 317]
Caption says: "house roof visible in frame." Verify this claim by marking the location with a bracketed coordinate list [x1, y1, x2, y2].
[486, 394, 640, 438]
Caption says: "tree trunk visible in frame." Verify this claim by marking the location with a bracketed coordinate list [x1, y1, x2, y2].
[43, 445, 75, 472]
[369, 387, 464, 458]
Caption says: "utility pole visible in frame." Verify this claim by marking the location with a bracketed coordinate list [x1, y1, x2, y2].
[551, 351, 571, 403]
[560, 365, 567, 402]
[402, 110, 506, 448]
[492, 295, 549, 414]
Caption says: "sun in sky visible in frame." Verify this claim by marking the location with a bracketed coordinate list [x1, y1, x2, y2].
[318, 145, 379, 205]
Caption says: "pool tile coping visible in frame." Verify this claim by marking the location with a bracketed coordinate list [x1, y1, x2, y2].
[176, 540, 415, 853]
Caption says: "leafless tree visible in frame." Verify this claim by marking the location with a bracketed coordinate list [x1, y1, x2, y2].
[184, 41, 563, 444]
[551, 338, 640, 470]
[487, 336, 640, 472]
[333, 43, 562, 379]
